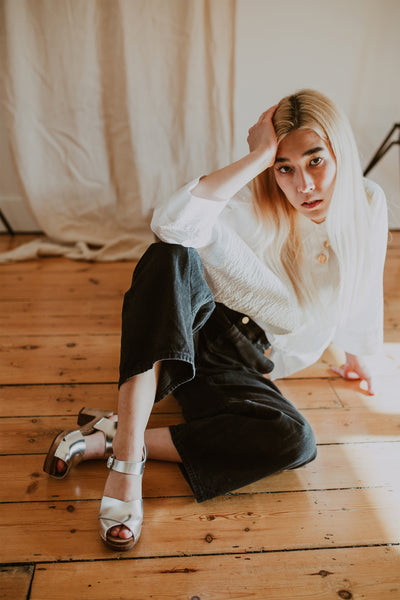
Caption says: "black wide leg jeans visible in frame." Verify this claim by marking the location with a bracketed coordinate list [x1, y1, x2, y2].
[119, 242, 317, 502]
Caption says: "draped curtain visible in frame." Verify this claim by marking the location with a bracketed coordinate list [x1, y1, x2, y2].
[0, 0, 235, 261]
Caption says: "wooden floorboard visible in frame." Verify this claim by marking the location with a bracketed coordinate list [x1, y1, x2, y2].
[0, 334, 120, 385]
[2, 487, 400, 563]
[1, 408, 399, 456]
[0, 565, 34, 600]
[1, 442, 399, 504]
[0, 378, 341, 417]
[29, 546, 400, 600]
[1, 232, 399, 598]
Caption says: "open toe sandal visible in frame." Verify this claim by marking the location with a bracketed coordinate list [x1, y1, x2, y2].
[43, 407, 117, 479]
[98, 446, 147, 552]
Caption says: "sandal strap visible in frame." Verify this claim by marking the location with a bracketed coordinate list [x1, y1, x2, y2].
[98, 496, 143, 546]
[54, 430, 86, 461]
[107, 446, 147, 476]
[93, 418, 117, 456]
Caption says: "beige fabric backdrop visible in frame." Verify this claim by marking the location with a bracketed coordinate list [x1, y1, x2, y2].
[0, 0, 235, 262]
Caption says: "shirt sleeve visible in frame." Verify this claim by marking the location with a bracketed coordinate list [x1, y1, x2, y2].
[151, 178, 230, 248]
[332, 180, 388, 355]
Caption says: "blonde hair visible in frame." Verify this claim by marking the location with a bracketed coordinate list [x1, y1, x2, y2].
[252, 89, 372, 319]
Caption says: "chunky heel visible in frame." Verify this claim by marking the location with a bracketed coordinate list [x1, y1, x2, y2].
[99, 447, 147, 552]
[77, 407, 113, 427]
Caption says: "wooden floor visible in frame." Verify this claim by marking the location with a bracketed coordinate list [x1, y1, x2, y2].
[1, 233, 400, 600]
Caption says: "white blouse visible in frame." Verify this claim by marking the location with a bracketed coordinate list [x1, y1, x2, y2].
[151, 178, 388, 379]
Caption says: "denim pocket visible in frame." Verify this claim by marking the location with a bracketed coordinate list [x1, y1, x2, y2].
[205, 324, 274, 374]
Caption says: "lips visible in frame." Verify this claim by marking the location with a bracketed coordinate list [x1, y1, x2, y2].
[301, 199, 323, 209]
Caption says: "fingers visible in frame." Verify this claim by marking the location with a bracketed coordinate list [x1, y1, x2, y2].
[259, 104, 279, 120]
[349, 366, 375, 395]
[330, 366, 359, 380]
[365, 378, 375, 395]
[357, 369, 375, 395]
[330, 366, 375, 395]
[247, 106, 278, 160]
[249, 105, 279, 132]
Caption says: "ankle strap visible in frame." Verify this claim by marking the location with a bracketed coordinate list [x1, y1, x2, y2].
[107, 446, 147, 475]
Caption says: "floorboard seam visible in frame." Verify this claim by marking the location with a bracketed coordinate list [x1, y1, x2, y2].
[25, 563, 35, 600]
[1, 484, 395, 505]
[2, 542, 399, 568]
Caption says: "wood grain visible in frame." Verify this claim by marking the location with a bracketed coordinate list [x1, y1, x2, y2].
[0, 565, 34, 600]
[0, 378, 341, 418]
[1, 231, 399, 599]
[0, 299, 122, 335]
[1, 487, 399, 563]
[0, 384, 180, 417]
[2, 406, 399, 456]
[0, 267, 132, 301]
[1, 442, 399, 503]
[0, 414, 184, 454]
[0, 334, 120, 384]
[30, 546, 400, 600]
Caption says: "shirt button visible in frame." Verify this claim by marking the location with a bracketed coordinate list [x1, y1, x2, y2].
[318, 253, 328, 264]
[324, 240, 330, 249]
[241, 316, 250, 325]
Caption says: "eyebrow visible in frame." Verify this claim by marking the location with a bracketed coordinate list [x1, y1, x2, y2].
[275, 146, 325, 163]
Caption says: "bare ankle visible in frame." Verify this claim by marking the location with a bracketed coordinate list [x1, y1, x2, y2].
[83, 431, 106, 461]
[112, 434, 145, 463]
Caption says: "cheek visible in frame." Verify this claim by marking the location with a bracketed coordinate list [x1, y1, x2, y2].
[274, 176, 298, 209]
[324, 163, 337, 189]
[274, 174, 292, 196]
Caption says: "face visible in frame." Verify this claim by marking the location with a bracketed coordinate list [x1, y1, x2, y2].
[274, 129, 336, 223]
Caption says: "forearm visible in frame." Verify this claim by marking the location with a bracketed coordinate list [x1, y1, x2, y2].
[191, 149, 272, 201]
[191, 105, 278, 201]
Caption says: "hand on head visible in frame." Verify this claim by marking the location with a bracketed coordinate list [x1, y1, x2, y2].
[247, 105, 279, 168]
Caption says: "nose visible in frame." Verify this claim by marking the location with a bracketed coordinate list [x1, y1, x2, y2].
[296, 170, 315, 194]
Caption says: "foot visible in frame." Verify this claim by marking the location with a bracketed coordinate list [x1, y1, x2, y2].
[102, 467, 143, 540]
[55, 415, 118, 474]
[98, 447, 146, 548]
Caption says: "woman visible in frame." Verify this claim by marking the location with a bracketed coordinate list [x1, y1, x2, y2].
[43, 89, 388, 551]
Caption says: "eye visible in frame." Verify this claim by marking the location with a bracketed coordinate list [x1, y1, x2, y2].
[276, 165, 292, 174]
[310, 157, 323, 166]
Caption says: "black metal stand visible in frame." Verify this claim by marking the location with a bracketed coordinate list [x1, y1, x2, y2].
[0, 209, 15, 235]
[363, 123, 400, 176]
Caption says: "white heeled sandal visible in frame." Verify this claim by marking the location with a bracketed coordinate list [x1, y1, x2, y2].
[98, 446, 147, 551]
[43, 407, 117, 478]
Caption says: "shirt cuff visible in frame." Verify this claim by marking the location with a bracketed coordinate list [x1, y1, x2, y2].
[151, 178, 230, 248]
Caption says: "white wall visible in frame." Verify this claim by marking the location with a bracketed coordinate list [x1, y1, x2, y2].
[234, 0, 400, 227]
[1, 0, 399, 230]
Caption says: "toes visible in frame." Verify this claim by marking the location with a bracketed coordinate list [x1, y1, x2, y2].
[56, 459, 67, 474]
[108, 525, 133, 539]
[109, 525, 132, 540]
[109, 525, 121, 537]
[118, 526, 133, 540]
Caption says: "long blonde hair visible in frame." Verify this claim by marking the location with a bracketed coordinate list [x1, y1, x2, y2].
[252, 89, 372, 319]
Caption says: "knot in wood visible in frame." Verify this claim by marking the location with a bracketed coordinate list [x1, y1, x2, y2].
[338, 591, 352, 599]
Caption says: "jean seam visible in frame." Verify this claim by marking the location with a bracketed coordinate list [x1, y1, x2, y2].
[192, 294, 214, 317]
